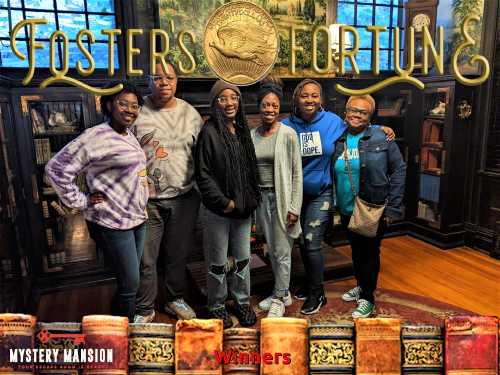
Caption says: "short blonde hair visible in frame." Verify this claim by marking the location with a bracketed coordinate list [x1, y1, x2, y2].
[346, 95, 376, 115]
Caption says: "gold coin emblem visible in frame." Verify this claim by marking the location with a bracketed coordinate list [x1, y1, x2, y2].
[203, 1, 279, 85]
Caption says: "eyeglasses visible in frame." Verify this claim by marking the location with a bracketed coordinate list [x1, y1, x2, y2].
[149, 75, 176, 83]
[345, 107, 370, 117]
[217, 95, 240, 104]
[116, 100, 141, 112]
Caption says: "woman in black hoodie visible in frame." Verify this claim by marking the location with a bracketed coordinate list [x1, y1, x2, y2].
[195, 80, 260, 329]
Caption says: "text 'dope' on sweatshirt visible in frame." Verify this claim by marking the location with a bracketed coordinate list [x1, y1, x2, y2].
[282, 111, 346, 196]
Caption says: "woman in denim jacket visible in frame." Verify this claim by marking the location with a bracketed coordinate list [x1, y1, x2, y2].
[332, 94, 406, 318]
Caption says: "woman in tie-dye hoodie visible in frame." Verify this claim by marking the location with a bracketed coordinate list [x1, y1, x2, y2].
[45, 82, 148, 321]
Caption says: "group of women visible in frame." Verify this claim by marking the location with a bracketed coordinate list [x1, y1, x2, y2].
[45, 76, 405, 328]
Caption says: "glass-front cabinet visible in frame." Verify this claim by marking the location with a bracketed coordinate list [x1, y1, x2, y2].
[12, 87, 108, 290]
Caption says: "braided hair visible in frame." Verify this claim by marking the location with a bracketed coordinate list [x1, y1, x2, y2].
[210, 95, 261, 202]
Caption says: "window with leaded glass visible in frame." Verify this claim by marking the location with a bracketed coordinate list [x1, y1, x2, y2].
[337, 0, 404, 71]
[0, 0, 118, 68]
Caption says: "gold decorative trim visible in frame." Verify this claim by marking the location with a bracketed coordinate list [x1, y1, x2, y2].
[402, 325, 442, 337]
[129, 323, 174, 336]
[310, 341, 355, 366]
[403, 340, 443, 366]
[129, 337, 174, 364]
[20, 95, 42, 115]
[457, 99, 472, 119]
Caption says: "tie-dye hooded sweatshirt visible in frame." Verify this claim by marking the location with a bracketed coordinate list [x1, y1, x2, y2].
[45, 122, 149, 230]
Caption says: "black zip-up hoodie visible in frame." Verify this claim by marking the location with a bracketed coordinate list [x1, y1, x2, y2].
[195, 119, 259, 219]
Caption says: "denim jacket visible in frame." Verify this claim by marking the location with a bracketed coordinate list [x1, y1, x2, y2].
[332, 126, 407, 220]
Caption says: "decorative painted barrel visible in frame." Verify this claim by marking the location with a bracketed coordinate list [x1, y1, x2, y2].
[35, 322, 82, 375]
[175, 319, 223, 375]
[260, 317, 308, 375]
[223, 328, 259, 374]
[402, 324, 443, 375]
[0, 313, 36, 374]
[309, 323, 355, 375]
[81, 315, 128, 375]
[128, 323, 175, 375]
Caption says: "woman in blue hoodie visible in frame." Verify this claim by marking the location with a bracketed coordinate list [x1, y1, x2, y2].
[282, 79, 394, 315]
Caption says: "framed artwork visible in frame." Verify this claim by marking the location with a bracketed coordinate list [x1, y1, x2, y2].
[158, 0, 329, 78]
[437, 0, 485, 75]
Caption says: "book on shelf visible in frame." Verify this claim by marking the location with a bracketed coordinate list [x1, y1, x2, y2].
[31, 107, 46, 134]
[223, 328, 259, 374]
[50, 201, 69, 217]
[82, 315, 129, 375]
[45, 228, 54, 247]
[309, 323, 355, 375]
[402, 325, 443, 374]
[422, 119, 442, 144]
[175, 319, 223, 375]
[129, 323, 175, 375]
[445, 316, 498, 375]
[260, 317, 308, 375]
[34, 138, 51, 165]
[48, 251, 66, 265]
[1, 318, 500, 373]
[417, 201, 440, 223]
[355, 318, 401, 374]
[419, 173, 441, 203]
[36, 322, 82, 375]
[377, 97, 405, 117]
[42, 200, 50, 218]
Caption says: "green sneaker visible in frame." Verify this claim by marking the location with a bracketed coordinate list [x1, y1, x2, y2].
[341, 286, 362, 302]
[352, 299, 374, 318]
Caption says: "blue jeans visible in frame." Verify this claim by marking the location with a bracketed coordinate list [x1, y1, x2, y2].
[88, 221, 146, 321]
[299, 189, 333, 294]
[256, 189, 293, 298]
[201, 206, 251, 311]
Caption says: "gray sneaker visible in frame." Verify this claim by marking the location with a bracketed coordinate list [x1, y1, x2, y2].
[258, 293, 292, 311]
[164, 298, 196, 320]
[267, 298, 285, 318]
[342, 286, 362, 302]
[133, 310, 155, 323]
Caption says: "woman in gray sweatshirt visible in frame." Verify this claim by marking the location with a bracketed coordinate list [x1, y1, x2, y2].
[251, 83, 303, 318]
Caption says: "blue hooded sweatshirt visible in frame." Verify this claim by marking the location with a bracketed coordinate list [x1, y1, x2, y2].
[282, 110, 346, 196]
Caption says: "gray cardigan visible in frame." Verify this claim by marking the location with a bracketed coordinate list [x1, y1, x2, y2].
[251, 123, 303, 238]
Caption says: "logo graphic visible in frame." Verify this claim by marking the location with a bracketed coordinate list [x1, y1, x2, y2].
[203, 1, 279, 85]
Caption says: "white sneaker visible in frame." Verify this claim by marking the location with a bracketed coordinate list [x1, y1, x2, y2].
[267, 298, 285, 318]
[258, 293, 292, 311]
[342, 286, 362, 302]
[133, 310, 155, 323]
[164, 298, 196, 320]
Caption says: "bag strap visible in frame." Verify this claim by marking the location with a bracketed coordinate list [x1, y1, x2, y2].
[343, 142, 358, 198]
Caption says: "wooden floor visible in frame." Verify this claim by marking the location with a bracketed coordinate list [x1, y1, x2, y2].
[37, 235, 500, 320]
[336, 235, 500, 317]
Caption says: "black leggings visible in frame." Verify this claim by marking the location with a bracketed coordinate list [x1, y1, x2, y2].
[340, 215, 385, 304]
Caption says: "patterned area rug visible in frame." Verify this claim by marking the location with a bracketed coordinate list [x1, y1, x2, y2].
[251, 283, 475, 328]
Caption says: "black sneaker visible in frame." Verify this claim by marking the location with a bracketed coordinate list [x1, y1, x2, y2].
[294, 286, 309, 300]
[232, 303, 257, 327]
[210, 307, 233, 329]
[300, 294, 327, 315]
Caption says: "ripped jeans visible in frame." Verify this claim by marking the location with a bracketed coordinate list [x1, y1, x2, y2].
[299, 188, 333, 295]
[202, 205, 251, 311]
